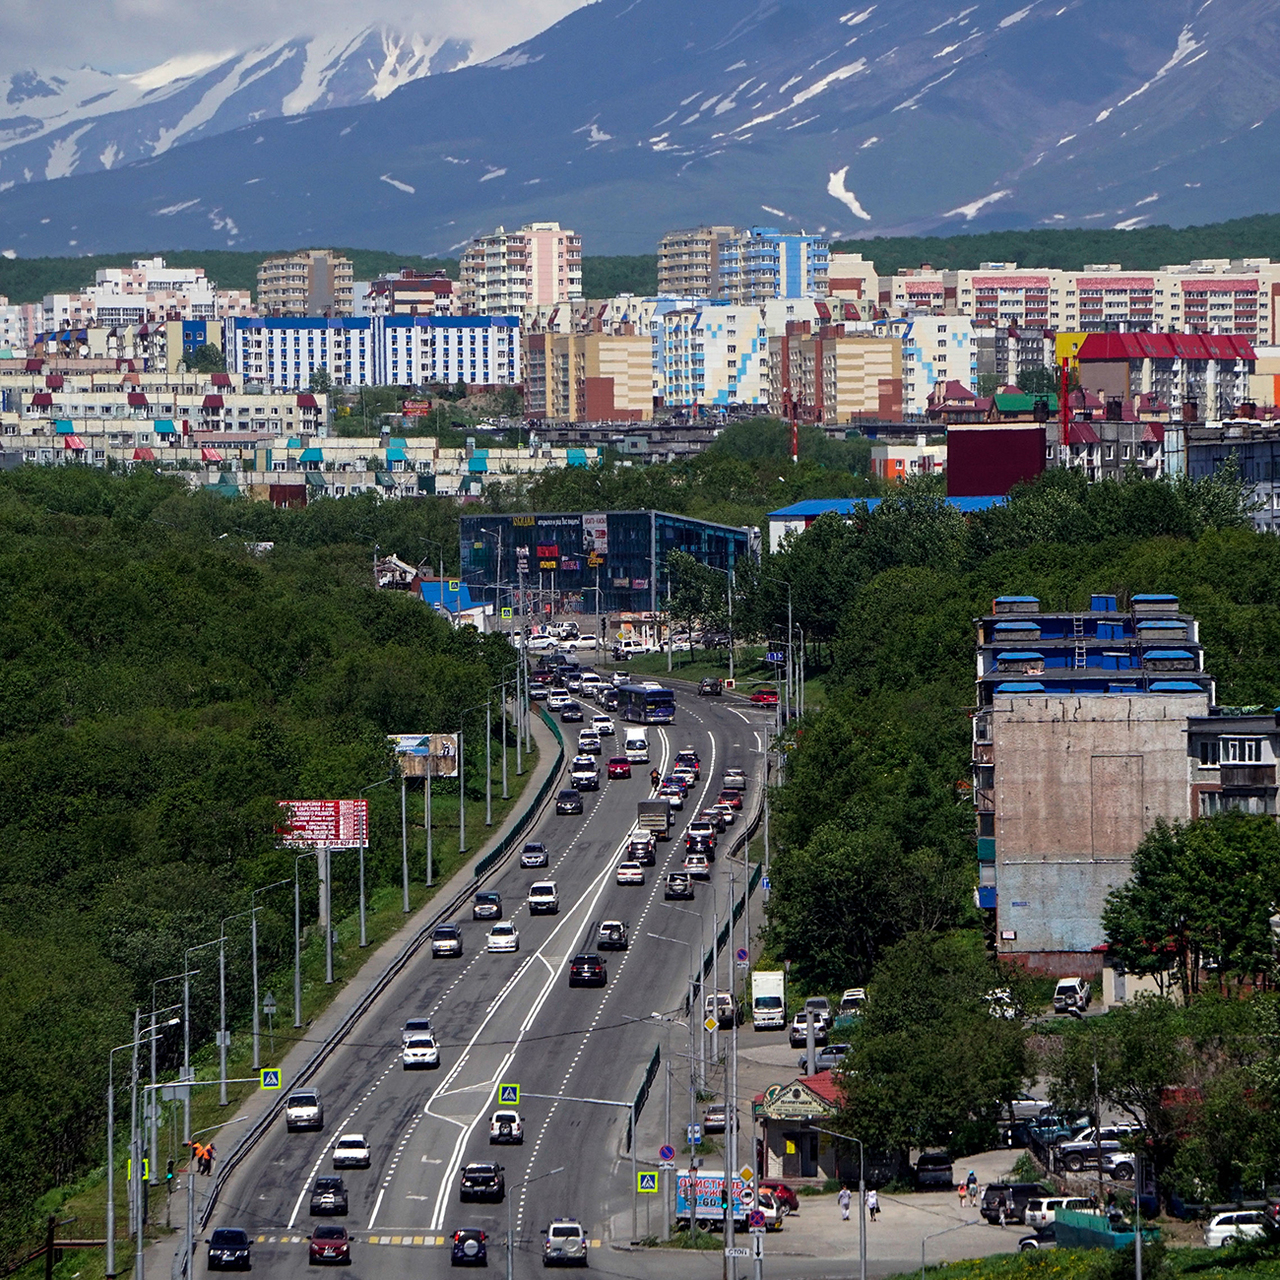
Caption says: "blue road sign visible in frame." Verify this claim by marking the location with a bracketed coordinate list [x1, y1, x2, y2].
[499, 1083, 520, 1105]
[638, 1172, 659, 1193]
[762, 876, 771, 891]
[736, 947, 749, 964]
[260, 1068, 281, 1090]
[688, 1123, 702, 1145]
[766, 651, 784, 663]
[659, 1144, 675, 1162]
[749, 1209, 767, 1230]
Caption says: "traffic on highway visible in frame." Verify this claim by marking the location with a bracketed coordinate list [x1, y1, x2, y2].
[202, 672, 769, 1276]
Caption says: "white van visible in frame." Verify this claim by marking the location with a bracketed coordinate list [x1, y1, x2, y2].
[624, 728, 649, 763]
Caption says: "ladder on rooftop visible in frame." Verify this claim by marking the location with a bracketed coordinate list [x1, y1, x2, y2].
[1072, 615, 1086, 669]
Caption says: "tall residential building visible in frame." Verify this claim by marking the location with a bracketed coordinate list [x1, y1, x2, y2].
[359, 269, 457, 317]
[459, 222, 582, 315]
[230, 317, 372, 387]
[826, 252, 879, 303]
[767, 324, 901, 422]
[0, 296, 25, 350]
[875, 315, 978, 415]
[522, 332, 652, 421]
[656, 226, 741, 298]
[974, 592, 1213, 975]
[257, 250, 355, 318]
[376, 316, 519, 388]
[719, 227, 828, 304]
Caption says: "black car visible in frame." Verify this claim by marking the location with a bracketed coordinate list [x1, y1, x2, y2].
[698, 677, 723, 696]
[207, 1227, 252, 1271]
[664, 873, 695, 900]
[915, 1152, 955, 1188]
[627, 837, 656, 866]
[1020, 1226, 1057, 1252]
[981, 1182, 1054, 1225]
[556, 789, 584, 815]
[309, 1176, 349, 1216]
[460, 1163, 505, 1202]
[568, 953, 608, 987]
[601, 689, 620, 711]
[451, 1228, 488, 1267]
[560, 702, 583, 723]
[472, 891, 502, 920]
[685, 832, 715, 856]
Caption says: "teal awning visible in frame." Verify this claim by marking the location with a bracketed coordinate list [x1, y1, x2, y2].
[567, 448, 588, 467]
[299, 447, 323, 462]
[286, 436, 303, 448]
[386, 447, 408, 462]
[155, 419, 176, 434]
[305, 471, 327, 487]
[375, 471, 396, 487]
[54, 419, 74, 434]
[468, 457, 488, 472]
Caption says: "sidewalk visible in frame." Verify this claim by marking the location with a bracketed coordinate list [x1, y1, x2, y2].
[155, 708, 562, 1278]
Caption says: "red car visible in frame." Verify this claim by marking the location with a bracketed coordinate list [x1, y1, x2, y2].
[759, 1179, 799, 1213]
[750, 687, 779, 705]
[607, 757, 632, 779]
[717, 789, 743, 810]
[309, 1225, 351, 1265]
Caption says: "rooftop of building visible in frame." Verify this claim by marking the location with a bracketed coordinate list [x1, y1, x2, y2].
[769, 495, 1005, 519]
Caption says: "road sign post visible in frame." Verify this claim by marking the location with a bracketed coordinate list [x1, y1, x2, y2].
[687, 1123, 702, 1146]
[638, 1172, 658, 1193]
[659, 1144, 675, 1162]
[499, 1083, 520, 1105]
[259, 1068, 281, 1090]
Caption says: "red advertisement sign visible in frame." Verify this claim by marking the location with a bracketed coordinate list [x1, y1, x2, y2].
[277, 799, 369, 848]
[402, 400, 434, 416]
[536, 545, 559, 558]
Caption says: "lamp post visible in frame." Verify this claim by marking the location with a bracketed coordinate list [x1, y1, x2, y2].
[293, 852, 320, 1028]
[148, 974, 186, 1184]
[181, 934, 220, 1263]
[479, 526, 504, 617]
[810, 1126, 867, 1280]
[359, 774, 393, 920]
[251, 879, 290, 1070]
[507, 1166, 565, 1280]
[663, 905, 709, 1087]
[217, 910, 254, 1106]
[921, 1219, 982, 1280]
[703, 564, 736, 681]
[760, 573, 793, 722]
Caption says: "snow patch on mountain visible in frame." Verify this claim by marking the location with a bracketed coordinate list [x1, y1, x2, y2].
[827, 166, 871, 219]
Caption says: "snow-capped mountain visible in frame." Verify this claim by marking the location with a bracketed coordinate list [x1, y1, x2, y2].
[0, 27, 470, 188]
[1, 0, 1278, 256]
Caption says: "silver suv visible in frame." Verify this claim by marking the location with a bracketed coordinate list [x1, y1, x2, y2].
[528, 882, 560, 915]
[542, 1218, 588, 1267]
[1056, 1124, 1142, 1172]
[285, 1090, 323, 1132]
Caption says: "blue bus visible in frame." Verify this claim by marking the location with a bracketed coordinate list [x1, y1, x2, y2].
[620, 683, 676, 724]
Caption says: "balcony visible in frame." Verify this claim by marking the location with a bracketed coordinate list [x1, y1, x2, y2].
[1221, 764, 1277, 791]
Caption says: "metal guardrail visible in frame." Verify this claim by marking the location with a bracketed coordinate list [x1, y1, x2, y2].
[194, 702, 566, 1254]
[699, 785, 767, 982]
[626, 1044, 663, 1153]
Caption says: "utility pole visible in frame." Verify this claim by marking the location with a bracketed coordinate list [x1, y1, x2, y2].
[485, 697, 493, 826]
[458, 730, 466, 853]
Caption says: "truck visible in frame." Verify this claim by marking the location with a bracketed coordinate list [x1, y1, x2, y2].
[675, 1171, 783, 1231]
[751, 971, 786, 1031]
[637, 799, 672, 841]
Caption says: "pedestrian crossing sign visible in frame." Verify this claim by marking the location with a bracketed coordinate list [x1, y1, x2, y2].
[260, 1068, 282, 1090]
[637, 1172, 658, 1193]
[449, 580, 461, 592]
[502, 607, 513, 619]
[499, 1083, 519, 1105]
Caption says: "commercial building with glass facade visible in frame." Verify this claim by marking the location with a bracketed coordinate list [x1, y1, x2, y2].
[459, 510, 759, 616]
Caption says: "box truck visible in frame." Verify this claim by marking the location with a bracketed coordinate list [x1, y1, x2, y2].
[751, 971, 785, 1030]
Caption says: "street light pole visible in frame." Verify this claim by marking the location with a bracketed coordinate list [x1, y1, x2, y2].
[250, 881, 289, 1070]
[507, 1166, 565, 1280]
[359, 774, 393, 925]
[148, 975, 185, 1183]
[810, 1126, 866, 1280]
[218, 909, 254, 1106]
[485, 696, 493, 826]
[293, 852, 319, 1028]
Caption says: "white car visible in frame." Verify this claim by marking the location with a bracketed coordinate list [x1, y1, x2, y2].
[402, 1034, 440, 1069]
[332, 1133, 371, 1168]
[671, 764, 697, 786]
[547, 688, 571, 710]
[489, 1110, 524, 1145]
[487, 922, 520, 952]
[401, 1016, 433, 1045]
[710, 802, 736, 826]
[683, 852, 711, 879]
[577, 732, 602, 755]
[1024, 1197, 1091, 1229]
[591, 714, 615, 736]
[1204, 1210, 1269, 1248]
[527, 881, 560, 914]
[615, 861, 646, 886]
[520, 841, 550, 868]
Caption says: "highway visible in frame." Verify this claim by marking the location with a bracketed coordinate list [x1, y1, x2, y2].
[204, 686, 770, 1278]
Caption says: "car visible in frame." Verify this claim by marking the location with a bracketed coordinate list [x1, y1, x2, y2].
[560, 702, 584, 723]
[986, 987, 1020, 1019]
[570, 758, 600, 791]
[597, 920, 629, 950]
[527, 635, 558, 652]
[709, 803, 736, 827]
[722, 768, 748, 791]
[1008, 1092, 1052, 1122]
[626, 834, 655, 865]
[717, 789, 744, 811]
[401, 1016, 433, 1044]
[703, 1104, 726, 1134]
[698, 677, 723, 696]
[1056, 1124, 1142, 1172]
[658, 784, 685, 809]
[285, 1090, 324, 1132]
[521, 841, 550, 869]
[487, 922, 520, 952]
[564, 673, 583, 693]
[838, 989, 866, 1016]
[569, 953, 608, 987]
[431, 924, 463, 957]
[450, 1228, 488, 1267]
[1101, 1151, 1136, 1181]
[754, 1190, 787, 1231]
[671, 764, 697, 787]
[473, 891, 502, 920]
[615, 861, 645, 886]
[804, 996, 831, 1019]
[665, 873, 695, 899]
[601, 689, 620, 712]
[1019, 1226, 1057, 1252]
[662, 773, 689, 795]
[1052, 976, 1092, 1014]
[683, 852, 711, 880]
[460, 1162, 506, 1202]
[686, 822, 717, 849]
[797, 1043, 850, 1073]
[529, 684, 550, 701]
[675, 748, 701, 776]
[577, 733, 602, 756]
[556, 789, 584, 815]
[591, 714, 615, 736]
[489, 1111, 524, 1145]
[568, 634, 599, 651]
[788, 1013, 829, 1048]
[332, 1134, 370, 1169]
[403, 1034, 440, 1069]
[528, 882, 560, 914]
[759, 1179, 799, 1213]
[1205, 1211, 1270, 1248]
[1024, 1197, 1093, 1229]
[547, 689, 571, 710]
[309, 1177, 349, 1217]
[980, 1182, 1055, 1225]
[542, 1218, 588, 1267]
[308, 1225, 351, 1265]
[914, 1151, 955, 1188]
[698, 809, 727, 833]
[606, 756, 632, 779]
[207, 1227, 252, 1270]
[750, 687, 779, 705]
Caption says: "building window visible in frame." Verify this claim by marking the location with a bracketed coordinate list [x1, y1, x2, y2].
[1221, 737, 1264, 763]
[1199, 740, 1220, 767]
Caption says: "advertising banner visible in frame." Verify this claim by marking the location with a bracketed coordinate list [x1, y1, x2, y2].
[582, 513, 609, 555]
[389, 733, 460, 778]
[277, 799, 369, 848]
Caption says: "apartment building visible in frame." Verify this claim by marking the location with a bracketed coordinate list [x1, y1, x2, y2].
[826, 251, 879, 303]
[523, 332, 652, 421]
[876, 315, 977, 415]
[40, 257, 253, 332]
[657, 226, 740, 297]
[459, 222, 582, 315]
[975, 327, 1057, 389]
[767, 324, 902, 423]
[973, 592, 1213, 974]
[359, 269, 457, 317]
[1179, 418, 1280, 533]
[870, 438, 946, 482]
[718, 227, 829, 303]
[376, 316, 519, 388]
[230, 317, 371, 387]
[257, 250, 354, 317]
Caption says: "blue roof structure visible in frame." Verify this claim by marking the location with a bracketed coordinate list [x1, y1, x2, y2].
[769, 495, 1007, 519]
[420, 580, 476, 612]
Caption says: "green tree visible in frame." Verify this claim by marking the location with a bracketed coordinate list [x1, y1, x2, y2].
[1016, 365, 1060, 395]
[186, 342, 226, 373]
[309, 366, 333, 394]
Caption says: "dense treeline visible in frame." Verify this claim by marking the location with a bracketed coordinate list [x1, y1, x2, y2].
[0, 469, 515, 1259]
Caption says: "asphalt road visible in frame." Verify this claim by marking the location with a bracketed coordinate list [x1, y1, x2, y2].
[205, 688, 770, 1279]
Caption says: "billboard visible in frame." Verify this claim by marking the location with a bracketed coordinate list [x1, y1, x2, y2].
[389, 733, 460, 778]
[582, 512, 608, 555]
[277, 799, 369, 848]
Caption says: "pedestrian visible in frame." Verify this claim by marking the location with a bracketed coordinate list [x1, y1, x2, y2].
[997, 1191, 1007, 1229]
[966, 1170, 978, 1207]
[867, 1188, 879, 1222]
[958, 1182, 967, 1209]
[838, 1185, 852, 1221]
[189, 1141, 204, 1174]
[204, 1143, 216, 1175]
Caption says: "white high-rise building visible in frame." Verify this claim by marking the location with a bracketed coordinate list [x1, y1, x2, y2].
[460, 222, 582, 315]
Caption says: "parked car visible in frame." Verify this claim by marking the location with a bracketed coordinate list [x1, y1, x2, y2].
[450, 1228, 488, 1267]
[759, 1179, 799, 1213]
[915, 1152, 955, 1188]
[1053, 976, 1092, 1014]
[1205, 1211, 1270, 1248]
[309, 1177, 349, 1216]
[698, 677, 723, 696]
[207, 1227, 252, 1270]
[1008, 1092, 1053, 1122]
[1056, 1124, 1142, 1172]
[1019, 1226, 1057, 1252]
[1024, 1197, 1092, 1229]
[981, 1182, 1054, 1225]
[788, 1013, 829, 1048]
[1102, 1151, 1136, 1181]
[797, 1043, 850, 1073]
[702, 1104, 727, 1134]
[308, 1226, 351, 1265]
[838, 988, 867, 1016]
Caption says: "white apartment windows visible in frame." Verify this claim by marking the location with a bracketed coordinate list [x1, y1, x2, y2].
[1221, 737, 1265, 763]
